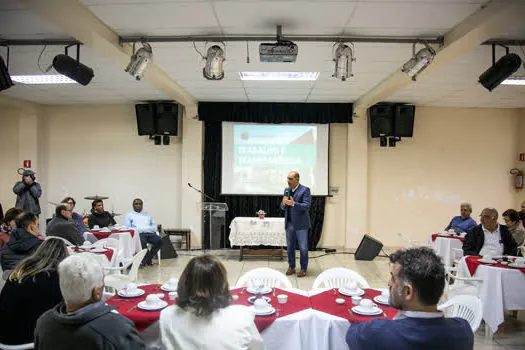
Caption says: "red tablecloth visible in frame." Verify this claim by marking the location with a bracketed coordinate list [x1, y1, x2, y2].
[106, 284, 174, 332]
[465, 255, 525, 275]
[91, 229, 135, 240]
[77, 247, 114, 261]
[431, 233, 464, 242]
[310, 289, 398, 323]
[230, 288, 311, 333]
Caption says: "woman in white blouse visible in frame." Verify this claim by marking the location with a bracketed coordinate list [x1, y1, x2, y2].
[159, 255, 263, 350]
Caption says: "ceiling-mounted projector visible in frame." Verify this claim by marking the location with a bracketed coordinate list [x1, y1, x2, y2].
[259, 25, 298, 63]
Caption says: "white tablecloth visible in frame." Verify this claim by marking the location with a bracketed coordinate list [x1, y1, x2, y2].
[458, 256, 525, 332]
[84, 231, 142, 264]
[430, 235, 463, 267]
[229, 217, 287, 246]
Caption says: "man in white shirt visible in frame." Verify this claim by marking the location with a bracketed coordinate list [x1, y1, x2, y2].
[463, 208, 517, 257]
[124, 199, 162, 267]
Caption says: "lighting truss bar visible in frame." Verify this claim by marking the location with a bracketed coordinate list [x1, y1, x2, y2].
[0, 39, 82, 46]
[481, 39, 525, 46]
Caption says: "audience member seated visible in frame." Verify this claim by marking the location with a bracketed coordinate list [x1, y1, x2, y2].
[0, 238, 67, 345]
[346, 247, 473, 350]
[160, 255, 263, 350]
[46, 204, 84, 246]
[445, 202, 477, 233]
[502, 209, 525, 248]
[124, 198, 162, 267]
[0, 208, 23, 255]
[87, 199, 116, 229]
[519, 200, 525, 227]
[61, 197, 88, 234]
[1, 213, 42, 272]
[34, 254, 145, 350]
[463, 208, 517, 257]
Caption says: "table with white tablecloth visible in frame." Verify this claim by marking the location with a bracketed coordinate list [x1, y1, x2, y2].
[458, 256, 525, 333]
[229, 217, 287, 260]
[429, 234, 464, 267]
[84, 230, 142, 265]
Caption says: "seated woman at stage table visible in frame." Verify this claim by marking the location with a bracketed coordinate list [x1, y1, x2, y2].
[159, 255, 263, 350]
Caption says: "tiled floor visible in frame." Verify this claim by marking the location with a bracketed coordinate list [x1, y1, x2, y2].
[138, 248, 525, 350]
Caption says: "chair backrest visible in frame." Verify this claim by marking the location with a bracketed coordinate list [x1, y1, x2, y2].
[0, 343, 34, 350]
[397, 232, 412, 249]
[438, 294, 483, 332]
[312, 267, 370, 289]
[128, 249, 148, 282]
[95, 238, 119, 249]
[235, 268, 292, 289]
[451, 248, 463, 264]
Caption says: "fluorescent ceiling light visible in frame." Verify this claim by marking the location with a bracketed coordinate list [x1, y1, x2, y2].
[501, 77, 525, 86]
[239, 71, 319, 81]
[11, 74, 77, 84]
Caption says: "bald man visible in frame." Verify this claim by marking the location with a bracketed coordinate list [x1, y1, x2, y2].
[463, 208, 517, 257]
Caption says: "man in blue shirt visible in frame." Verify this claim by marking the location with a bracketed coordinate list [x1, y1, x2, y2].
[124, 199, 162, 267]
[346, 247, 474, 350]
[445, 202, 477, 233]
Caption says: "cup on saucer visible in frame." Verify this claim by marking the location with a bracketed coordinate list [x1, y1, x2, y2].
[277, 294, 288, 304]
[93, 225, 100, 230]
[344, 282, 358, 293]
[126, 283, 138, 295]
[168, 292, 178, 301]
[145, 294, 161, 307]
[381, 289, 390, 299]
[359, 299, 378, 312]
[167, 278, 178, 289]
[254, 298, 270, 311]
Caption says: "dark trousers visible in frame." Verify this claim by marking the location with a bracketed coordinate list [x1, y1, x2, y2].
[139, 231, 162, 264]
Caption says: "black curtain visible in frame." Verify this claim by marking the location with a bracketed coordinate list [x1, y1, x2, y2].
[200, 102, 353, 250]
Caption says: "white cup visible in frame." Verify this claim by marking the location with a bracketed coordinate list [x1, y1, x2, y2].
[351, 296, 362, 305]
[93, 225, 100, 229]
[381, 289, 390, 299]
[168, 292, 178, 301]
[231, 295, 239, 302]
[345, 282, 357, 292]
[254, 298, 269, 310]
[167, 278, 178, 288]
[277, 294, 288, 304]
[359, 299, 377, 311]
[146, 294, 161, 306]
[126, 283, 137, 294]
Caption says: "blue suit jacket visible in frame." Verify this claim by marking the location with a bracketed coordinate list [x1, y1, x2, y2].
[280, 184, 311, 231]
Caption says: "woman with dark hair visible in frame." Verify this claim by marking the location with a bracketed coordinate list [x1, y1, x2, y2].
[159, 255, 263, 350]
[503, 209, 525, 247]
[0, 238, 67, 345]
[0, 208, 23, 255]
[61, 197, 88, 234]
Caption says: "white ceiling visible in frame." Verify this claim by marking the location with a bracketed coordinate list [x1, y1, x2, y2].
[0, 0, 524, 107]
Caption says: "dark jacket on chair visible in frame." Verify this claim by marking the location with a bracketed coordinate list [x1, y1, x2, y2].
[46, 217, 84, 246]
[0, 228, 42, 270]
[463, 224, 517, 256]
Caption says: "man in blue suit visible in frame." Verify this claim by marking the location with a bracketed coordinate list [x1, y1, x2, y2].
[280, 171, 311, 278]
[346, 247, 474, 350]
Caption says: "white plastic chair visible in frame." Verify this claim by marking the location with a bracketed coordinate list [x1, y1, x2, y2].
[312, 267, 370, 289]
[0, 343, 34, 350]
[103, 249, 147, 291]
[438, 294, 483, 332]
[444, 266, 483, 299]
[397, 232, 432, 249]
[235, 268, 292, 289]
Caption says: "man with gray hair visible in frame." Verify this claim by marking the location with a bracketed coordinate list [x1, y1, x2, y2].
[445, 202, 477, 233]
[34, 254, 145, 350]
[463, 207, 517, 256]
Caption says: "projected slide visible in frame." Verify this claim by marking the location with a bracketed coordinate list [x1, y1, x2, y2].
[222, 122, 329, 195]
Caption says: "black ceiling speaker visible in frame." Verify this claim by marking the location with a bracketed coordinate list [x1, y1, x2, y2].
[369, 103, 394, 138]
[479, 52, 522, 91]
[52, 54, 94, 86]
[0, 56, 14, 91]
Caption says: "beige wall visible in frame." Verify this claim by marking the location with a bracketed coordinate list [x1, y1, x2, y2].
[0, 108, 21, 209]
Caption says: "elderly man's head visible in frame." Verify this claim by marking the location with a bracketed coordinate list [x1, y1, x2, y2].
[480, 208, 498, 231]
[388, 247, 445, 311]
[58, 254, 104, 312]
[460, 202, 472, 218]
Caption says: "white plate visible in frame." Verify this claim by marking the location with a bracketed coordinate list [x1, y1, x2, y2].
[252, 306, 275, 316]
[478, 259, 496, 264]
[117, 289, 145, 298]
[373, 295, 390, 305]
[160, 284, 178, 292]
[246, 287, 272, 295]
[137, 300, 168, 311]
[509, 263, 525, 269]
[80, 245, 94, 250]
[90, 248, 108, 253]
[248, 296, 271, 304]
[351, 305, 383, 316]
[338, 288, 365, 297]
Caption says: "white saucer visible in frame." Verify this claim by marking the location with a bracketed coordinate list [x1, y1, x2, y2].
[246, 287, 272, 295]
[137, 300, 168, 311]
[117, 289, 145, 298]
[509, 263, 525, 269]
[80, 245, 94, 250]
[478, 259, 496, 264]
[91, 248, 107, 253]
[252, 306, 276, 316]
[338, 288, 365, 297]
[351, 305, 383, 316]
[248, 296, 271, 304]
[160, 284, 178, 292]
[373, 295, 390, 305]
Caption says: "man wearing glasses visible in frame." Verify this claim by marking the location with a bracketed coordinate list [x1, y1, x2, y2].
[46, 203, 84, 245]
[463, 208, 517, 257]
[281, 171, 311, 278]
[61, 197, 88, 234]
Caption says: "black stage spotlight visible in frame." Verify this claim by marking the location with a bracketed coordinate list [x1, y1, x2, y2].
[162, 135, 170, 145]
[479, 45, 522, 92]
[52, 45, 94, 86]
[379, 134, 387, 147]
[0, 56, 13, 91]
